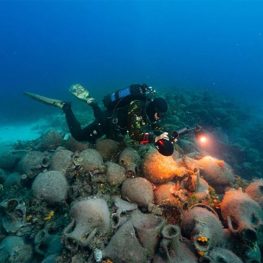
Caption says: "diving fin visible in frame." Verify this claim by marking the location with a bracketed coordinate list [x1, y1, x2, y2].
[69, 84, 90, 102]
[24, 92, 65, 109]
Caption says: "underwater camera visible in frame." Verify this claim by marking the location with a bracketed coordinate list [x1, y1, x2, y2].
[154, 125, 209, 156]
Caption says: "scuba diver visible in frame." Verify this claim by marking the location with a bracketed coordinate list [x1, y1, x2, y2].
[25, 83, 174, 155]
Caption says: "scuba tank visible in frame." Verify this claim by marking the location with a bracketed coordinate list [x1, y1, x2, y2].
[103, 84, 155, 111]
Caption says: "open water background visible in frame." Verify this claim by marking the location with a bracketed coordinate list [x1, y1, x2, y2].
[0, 0, 262, 124]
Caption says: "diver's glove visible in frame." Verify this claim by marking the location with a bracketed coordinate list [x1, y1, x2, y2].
[154, 132, 169, 143]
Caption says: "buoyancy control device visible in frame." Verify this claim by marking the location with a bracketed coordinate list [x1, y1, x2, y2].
[103, 84, 155, 111]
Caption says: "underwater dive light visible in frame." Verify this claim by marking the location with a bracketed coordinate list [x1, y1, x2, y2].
[194, 126, 209, 146]
[154, 125, 209, 156]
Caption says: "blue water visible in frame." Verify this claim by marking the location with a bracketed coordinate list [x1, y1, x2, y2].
[0, 0, 262, 123]
[1, 3, 262, 261]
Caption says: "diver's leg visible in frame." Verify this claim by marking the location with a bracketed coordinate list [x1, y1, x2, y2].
[69, 84, 103, 117]
[79, 121, 105, 143]
[89, 102, 105, 121]
[62, 103, 83, 140]
[69, 83, 103, 114]
[63, 103, 104, 143]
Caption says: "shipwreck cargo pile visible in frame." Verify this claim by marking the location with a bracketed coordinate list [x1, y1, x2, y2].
[0, 90, 262, 263]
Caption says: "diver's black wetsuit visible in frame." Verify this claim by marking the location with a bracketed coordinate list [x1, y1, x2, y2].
[62, 99, 164, 145]
[62, 102, 109, 143]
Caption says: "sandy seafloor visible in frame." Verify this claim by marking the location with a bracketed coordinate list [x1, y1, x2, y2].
[0, 120, 48, 146]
